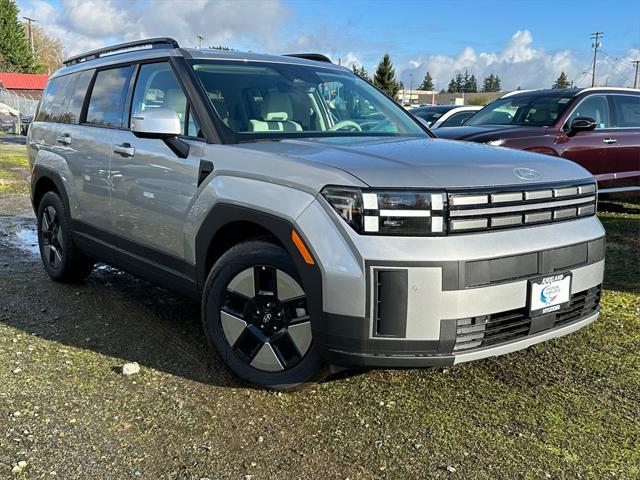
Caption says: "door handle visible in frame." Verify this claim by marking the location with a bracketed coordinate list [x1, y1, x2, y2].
[56, 134, 71, 145]
[602, 138, 617, 145]
[113, 143, 135, 157]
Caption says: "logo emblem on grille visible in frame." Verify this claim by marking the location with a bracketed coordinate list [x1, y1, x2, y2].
[513, 167, 541, 180]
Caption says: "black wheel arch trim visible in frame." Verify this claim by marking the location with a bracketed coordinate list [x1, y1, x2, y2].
[31, 165, 72, 216]
[195, 203, 324, 334]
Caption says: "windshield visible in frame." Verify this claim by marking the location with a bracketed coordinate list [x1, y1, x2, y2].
[411, 109, 446, 126]
[466, 94, 575, 127]
[189, 60, 425, 139]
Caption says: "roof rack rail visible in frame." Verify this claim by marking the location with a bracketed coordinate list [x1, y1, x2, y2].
[284, 53, 332, 63]
[63, 37, 180, 66]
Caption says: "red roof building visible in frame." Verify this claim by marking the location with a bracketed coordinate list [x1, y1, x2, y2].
[0, 73, 49, 99]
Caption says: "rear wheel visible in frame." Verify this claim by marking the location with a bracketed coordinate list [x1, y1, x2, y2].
[36, 191, 93, 282]
[202, 240, 322, 389]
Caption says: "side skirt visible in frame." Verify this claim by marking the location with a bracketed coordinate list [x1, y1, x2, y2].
[72, 220, 199, 301]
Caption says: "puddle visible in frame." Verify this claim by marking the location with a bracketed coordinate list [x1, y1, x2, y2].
[0, 216, 40, 256]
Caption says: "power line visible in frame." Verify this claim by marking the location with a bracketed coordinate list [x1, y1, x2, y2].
[600, 50, 636, 86]
[590, 32, 603, 87]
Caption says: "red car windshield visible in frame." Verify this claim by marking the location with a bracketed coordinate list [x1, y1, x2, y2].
[466, 94, 574, 127]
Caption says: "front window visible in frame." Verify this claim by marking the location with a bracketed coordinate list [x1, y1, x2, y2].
[189, 60, 425, 139]
[466, 94, 575, 127]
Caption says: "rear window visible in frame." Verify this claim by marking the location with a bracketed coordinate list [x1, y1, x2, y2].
[36, 70, 93, 124]
[86, 66, 133, 128]
[612, 94, 640, 127]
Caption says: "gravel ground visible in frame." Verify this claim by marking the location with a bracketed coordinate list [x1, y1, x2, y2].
[1, 143, 639, 479]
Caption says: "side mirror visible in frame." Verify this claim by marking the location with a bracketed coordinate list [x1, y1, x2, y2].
[131, 108, 182, 138]
[568, 116, 596, 136]
[131, 108, 189, 158]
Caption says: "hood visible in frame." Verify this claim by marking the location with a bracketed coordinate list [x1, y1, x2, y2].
[434, 124, 548, 142]
[234, 136, 592, 189]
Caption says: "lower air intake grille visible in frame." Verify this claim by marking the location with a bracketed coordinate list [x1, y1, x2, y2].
[453, 285, 601, 352]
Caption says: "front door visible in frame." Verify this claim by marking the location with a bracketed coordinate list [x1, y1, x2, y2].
[559, 94, 619, 185]
[611, 94, 640, 191]
[110, 61, 204, 259]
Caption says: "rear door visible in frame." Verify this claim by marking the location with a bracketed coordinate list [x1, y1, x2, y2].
[610, 94, 640, 192]
[110, 61, 204, 258]
[559, 94, 619, 182]
[66, 66, 133, 232]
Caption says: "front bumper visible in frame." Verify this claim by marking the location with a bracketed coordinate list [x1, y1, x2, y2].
[295, 199, 605, 368]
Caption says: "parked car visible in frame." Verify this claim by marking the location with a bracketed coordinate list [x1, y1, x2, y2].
[435, 88, 640, 196]
[410, 105, 482, 129]
[0, 113, 17, 133]
[28, 38, 604, 389]
[20, 115, 32, 136]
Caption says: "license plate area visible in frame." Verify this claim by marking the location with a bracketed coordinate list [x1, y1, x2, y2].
[529, 272, 572, 317]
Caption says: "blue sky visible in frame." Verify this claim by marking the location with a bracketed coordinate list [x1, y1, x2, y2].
[17, 0, 640, 89]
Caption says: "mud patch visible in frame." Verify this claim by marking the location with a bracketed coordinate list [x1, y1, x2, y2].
[0, 215, 39, 256]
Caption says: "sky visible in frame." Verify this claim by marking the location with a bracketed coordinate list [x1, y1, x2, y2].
[16, 0, 640, 91]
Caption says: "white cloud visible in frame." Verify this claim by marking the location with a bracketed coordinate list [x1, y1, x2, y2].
[397, 30, 638, 91]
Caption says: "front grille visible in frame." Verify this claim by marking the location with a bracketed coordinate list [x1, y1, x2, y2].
[448, 181, 597, 233]
[453, 285, 601, 352]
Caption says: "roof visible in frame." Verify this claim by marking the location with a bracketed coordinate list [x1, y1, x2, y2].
[0, 73, 49, 90]
[502, 87, 640, 100]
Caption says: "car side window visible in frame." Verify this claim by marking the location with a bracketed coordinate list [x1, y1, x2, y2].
[86, 66, 133, 128]
[566, 95, 612, 129]
[66, 70, 93, 124]
[440, 111, 475, 128]
[612, 95, 640, 128]
[131, 62, 201, 137]
[35, 70, 94, 124]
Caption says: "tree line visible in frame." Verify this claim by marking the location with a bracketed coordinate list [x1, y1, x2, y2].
[0, 0, 64, 74]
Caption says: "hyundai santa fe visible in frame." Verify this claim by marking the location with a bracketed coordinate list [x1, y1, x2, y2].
[27, 38, 605, 389]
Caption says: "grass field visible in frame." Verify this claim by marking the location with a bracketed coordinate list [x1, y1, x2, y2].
[0, 142, 638, 478]
[0, 143, 29, 195]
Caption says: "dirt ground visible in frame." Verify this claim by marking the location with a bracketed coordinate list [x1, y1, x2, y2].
[1, 141, 639, 479]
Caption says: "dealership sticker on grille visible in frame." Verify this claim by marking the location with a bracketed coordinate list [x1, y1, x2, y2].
[529, 272, 572, 316]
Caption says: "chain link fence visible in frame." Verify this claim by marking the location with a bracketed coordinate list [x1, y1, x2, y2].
[0, 89, 39, 117]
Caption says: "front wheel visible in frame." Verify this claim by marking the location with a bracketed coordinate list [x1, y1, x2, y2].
[202, 241, 323, 389]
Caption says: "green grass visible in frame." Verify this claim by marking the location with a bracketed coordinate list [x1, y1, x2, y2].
[0, 143, 29, 195]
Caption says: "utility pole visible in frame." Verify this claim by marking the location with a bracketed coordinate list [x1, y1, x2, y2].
[196, 34, 204, 49]
[409, 73, 413, 105]
[22, 16, 37, 56]
[632, 60, 640, 89]
[590, 32, 603, 87]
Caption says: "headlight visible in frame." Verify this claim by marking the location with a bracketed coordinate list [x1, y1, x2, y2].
[487, 139, 506, 146]
[321, 186, 446, 236]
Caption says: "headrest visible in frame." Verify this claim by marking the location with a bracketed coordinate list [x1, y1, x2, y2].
[262, 92, 293, 121]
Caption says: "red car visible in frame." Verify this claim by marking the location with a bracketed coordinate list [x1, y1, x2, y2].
[435, 88, 640, 197]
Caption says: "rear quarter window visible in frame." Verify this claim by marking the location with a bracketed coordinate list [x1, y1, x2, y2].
[35, 70, 94, 124]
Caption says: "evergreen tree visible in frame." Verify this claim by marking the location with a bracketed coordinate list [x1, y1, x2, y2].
[0, 0, 38, 73]
[553, 71, 571, 89]
[466, 74, 478, 93]
[482, 74, 502, 92]
[438, 88, 446, 94]
[447, 77, 457, 93]
[455, 73, 464, 92]
[352, 64, 370, 82]
[419, 72, 434, 91]
[373, 54, 400, 98]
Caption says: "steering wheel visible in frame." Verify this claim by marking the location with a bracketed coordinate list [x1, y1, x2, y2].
[329, 120, 363, 132]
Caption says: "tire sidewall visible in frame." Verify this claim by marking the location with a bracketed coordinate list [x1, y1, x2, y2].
[202, 241, 322, 389]
[36, 191, 77, 281]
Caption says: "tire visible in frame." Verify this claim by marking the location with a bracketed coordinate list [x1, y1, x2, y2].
[36, 191, 93, 283]
[202, 240, 323, 390]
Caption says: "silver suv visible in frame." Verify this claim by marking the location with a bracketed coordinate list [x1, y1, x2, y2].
[28, 38, 605, 389]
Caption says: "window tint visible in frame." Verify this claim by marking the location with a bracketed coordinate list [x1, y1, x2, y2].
[612, 94, 640, 128]
[86, 66, 133, 128]
[65, 70, 93, 124]
[131, 62, 200, 137]
[36, 75, 71, 122]
[439, 110, 476, 128]
[566, 95, 612, 129]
